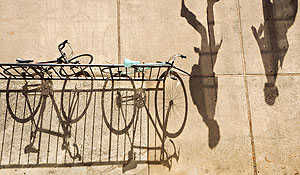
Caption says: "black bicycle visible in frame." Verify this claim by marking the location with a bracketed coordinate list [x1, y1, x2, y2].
[3, 40, 93, 78]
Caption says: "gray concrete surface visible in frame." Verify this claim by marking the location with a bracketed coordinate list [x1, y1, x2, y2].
[0, 0, 300, 174]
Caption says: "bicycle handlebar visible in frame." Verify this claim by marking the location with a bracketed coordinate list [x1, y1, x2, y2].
[58, 40, 69, 55]
[57, 40, 69, 63]
[168, 54, 187, 64]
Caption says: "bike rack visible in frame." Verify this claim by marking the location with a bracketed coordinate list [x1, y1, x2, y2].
[0, 63, 171, 81]
[0, 62, 184, 172]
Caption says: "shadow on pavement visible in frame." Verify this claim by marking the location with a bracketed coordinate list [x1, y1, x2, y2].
[251, 0, 298, 105]
[181, 0, 222, 149]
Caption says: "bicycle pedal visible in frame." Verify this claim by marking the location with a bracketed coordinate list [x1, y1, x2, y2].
[122, 160, 137, 173]
[24, 144, 39, 154]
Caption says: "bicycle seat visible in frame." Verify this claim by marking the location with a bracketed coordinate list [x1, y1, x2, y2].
[16, 58, 34, 63]
[124, 58, 140, 68]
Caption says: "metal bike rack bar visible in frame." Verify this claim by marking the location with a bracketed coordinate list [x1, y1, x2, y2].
[0, 63, 171, 81]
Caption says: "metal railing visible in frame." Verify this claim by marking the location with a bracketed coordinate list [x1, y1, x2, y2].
[0, 63, 171, 81]
[0, 62, 187, 172]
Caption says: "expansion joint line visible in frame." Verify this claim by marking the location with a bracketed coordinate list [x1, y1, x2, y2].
[117, 0, 121, 64]
[236, 0, 258, 174]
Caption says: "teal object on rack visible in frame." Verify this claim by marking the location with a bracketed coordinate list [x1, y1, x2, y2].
[124, 58, 141, 68]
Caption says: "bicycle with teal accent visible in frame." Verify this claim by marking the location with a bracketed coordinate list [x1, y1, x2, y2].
[101, 54, 190, 171]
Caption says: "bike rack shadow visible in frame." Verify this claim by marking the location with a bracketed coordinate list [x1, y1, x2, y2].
[251, 0, 298, 105]
[0, 63, 187, 173]
[181, 0, 221, 149]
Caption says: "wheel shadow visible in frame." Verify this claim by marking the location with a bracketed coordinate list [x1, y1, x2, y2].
[181, 0, 222, 149]
[0, 78, 183, 173]
[251, 0, 298, 105]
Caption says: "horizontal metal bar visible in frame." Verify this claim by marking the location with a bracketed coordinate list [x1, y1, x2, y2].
[0, 160, 163, 169]
[0, 87, 163, 93]
[0, 63, 171, 68]
[0, 77, 166, 82]
[132, 146, 163, 150]
[0, 63, 172, 81]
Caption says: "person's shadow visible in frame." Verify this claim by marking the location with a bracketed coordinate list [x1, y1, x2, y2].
[251, 0, 298, 105]
[181, 0, 222, 149]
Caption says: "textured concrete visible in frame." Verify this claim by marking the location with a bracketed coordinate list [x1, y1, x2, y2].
[0, 0, 300, 174]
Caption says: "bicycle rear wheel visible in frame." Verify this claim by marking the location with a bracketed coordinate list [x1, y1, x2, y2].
[6, 79, 43, 123]
[59, 54, 93, 77]
[155, 71, 188, 138]
[61, 73, 94, 123]
[101, 74, 136, 135]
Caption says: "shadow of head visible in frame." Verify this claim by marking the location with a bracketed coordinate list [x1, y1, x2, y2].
[264, 83, 279, 105]
[203, 119, 220, 149]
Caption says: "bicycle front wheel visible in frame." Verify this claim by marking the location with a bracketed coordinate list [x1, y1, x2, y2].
[101, 74, 136, 135]
[61, 74, 93, 123]
[59, 54, 93, 77]
[155, 71, 188, 138]
[6, 79, 43, 123]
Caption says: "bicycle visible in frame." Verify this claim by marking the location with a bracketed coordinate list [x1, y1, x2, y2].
[4, 40, 94, 160]
[101, 54, 189, 171]
[5, 40, 94, 122]
[3, 40, 93, 78]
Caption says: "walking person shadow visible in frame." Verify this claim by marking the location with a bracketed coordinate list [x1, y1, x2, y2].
[181, 0, 222, 149]
[251, 0, 298, 105]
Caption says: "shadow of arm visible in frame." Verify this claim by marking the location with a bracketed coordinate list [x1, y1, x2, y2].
[181, 0, 208, 44]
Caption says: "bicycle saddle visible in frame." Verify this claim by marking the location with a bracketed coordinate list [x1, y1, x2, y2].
[16, 58, 34, 63]
[124, 58, 140, 68]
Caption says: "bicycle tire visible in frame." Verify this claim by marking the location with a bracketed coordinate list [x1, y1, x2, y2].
[59, 54, 93, 77]
[61, 72, 94, 123]
[155, 71, 188, 138]
[6, 79, 43, 123]
[101, 73, 136, 135]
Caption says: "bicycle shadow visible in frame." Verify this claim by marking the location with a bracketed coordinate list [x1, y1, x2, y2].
[251, 0, 298, 105]
[0, 78, 181, 173]
[181, 0, 222, 149]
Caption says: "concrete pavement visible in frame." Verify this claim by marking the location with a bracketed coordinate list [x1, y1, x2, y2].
[0, 0, 300, 174]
